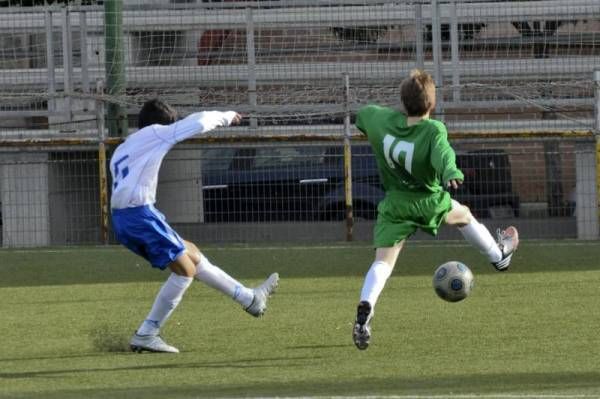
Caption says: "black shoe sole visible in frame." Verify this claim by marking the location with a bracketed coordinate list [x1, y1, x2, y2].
[130, 344, 146, 353]
[130, 344, 177, 353]
[353, 301, 372, 350]
[356, 301, 372, 325]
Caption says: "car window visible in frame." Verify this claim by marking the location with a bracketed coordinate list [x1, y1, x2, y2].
[201, 145, 373, 172]
[201, 148, 236, 172]
[253, 146, 327, 169]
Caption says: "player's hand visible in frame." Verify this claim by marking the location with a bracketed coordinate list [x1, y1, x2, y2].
[230, 112, 243, 125]
[446, 179, 463, 190]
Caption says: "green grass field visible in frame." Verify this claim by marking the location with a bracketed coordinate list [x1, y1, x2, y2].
[1, 241, 600, 398]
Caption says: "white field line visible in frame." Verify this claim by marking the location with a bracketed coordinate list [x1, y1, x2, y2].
[3, 240, 600, 254]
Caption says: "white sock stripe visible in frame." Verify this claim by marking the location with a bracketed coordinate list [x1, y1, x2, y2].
[233, 285, 242, 300]
[143, 319, 160, 329]
[496, 253, 513, 268]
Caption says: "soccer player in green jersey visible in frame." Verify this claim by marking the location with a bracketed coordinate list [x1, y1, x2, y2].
[352, 69, 519, 350]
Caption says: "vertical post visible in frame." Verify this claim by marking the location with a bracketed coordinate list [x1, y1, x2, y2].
[594, 69, 600, 237]
[246, 7, 258, 130]
[595, 70, 600, 134]
[104, 0, 128, 136]
[45, 10, 56, 112]
[97, 79, 109, 245]
[80, 10, 90, 111]
[343, 73, 354, 241]
[450, 0, 460, 102]
[61, 6, 73, 121]
[415, 2, 424, 69]
[431, 0, 444, 120]
[98, 142, 109, 244]
[575, 141, 598, 239]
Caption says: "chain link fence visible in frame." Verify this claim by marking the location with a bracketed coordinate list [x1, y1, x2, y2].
[0, 1, 599, 247]
[0, 136, 596, 247]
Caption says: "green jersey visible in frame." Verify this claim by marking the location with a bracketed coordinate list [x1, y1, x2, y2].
[356, 104, 463, 194]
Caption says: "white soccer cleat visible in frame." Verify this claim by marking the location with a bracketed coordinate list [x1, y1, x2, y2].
[244, 273, 279, 317]
[130, 332, 179, 353]
[353, 301, 374, 350]
[492, 226, 519, 272]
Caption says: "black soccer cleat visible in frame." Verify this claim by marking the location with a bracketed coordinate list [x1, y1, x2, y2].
[352, 301, 373, 350]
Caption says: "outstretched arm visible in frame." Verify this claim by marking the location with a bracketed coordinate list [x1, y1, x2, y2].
[156, 111, 242, 144]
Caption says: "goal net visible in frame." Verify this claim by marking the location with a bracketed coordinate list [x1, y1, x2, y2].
[0, 0, 598, 136]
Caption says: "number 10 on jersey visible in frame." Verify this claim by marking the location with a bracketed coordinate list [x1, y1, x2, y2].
[383, 135, 414, 174]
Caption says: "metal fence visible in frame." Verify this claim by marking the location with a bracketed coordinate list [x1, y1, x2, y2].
[0, 136, 597, 247]
[0, 1, 599, 247]
[0, 0, 598, 135]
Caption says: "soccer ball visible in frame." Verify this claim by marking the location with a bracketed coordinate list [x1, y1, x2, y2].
[432, 261, 474, 302]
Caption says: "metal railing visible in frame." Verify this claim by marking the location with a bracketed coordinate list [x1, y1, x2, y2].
[0, 0, 598, 135]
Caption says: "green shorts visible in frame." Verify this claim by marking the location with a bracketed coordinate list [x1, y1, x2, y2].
[373, 190, 452, 248]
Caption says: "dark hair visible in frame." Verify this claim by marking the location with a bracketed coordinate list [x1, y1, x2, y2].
[137, 99, 178, 129]
[400, 69, 436, 117]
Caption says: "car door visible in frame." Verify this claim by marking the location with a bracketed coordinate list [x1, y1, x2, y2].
[250, 145, 335, 221]
[201, 147, 254, 223]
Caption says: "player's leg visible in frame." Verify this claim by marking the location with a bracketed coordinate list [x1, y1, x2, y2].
[130, 252, 196, 354]
[353, 242, 404, 350]
[446, 200, 501, 262]
[359, 243, 403, 308]
[124, 205, 197, 353]
[112, 207, 186, 353]
[353, 193, 420, 350]
[184, 240, 279, 317]
[446, 199, 519, 271]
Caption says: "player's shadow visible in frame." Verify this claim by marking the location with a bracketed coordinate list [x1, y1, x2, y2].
[0, 352, 121, 364]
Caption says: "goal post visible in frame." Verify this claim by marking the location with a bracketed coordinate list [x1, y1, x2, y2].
[104, 0, 127, 137]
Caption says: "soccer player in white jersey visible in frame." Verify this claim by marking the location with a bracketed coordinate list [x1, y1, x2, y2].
[110, 99, 279, 353]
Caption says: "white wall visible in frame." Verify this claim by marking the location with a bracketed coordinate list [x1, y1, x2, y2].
[156, 147, 204, 224]
[0, 153, 50, 247]
[575, 143, 598, 240]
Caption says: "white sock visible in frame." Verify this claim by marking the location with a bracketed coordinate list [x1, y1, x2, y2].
[360, 260, 393, 307]
[458, 219, 502, 263]
[195, 254, 254, 308]
[137, 273, 193, 336]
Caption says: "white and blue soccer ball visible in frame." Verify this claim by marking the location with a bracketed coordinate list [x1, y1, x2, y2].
[432, 261, 474, 302]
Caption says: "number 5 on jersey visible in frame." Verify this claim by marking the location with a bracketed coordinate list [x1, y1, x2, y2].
[383, 135, 414, 174]
[113, 155, 129, 189]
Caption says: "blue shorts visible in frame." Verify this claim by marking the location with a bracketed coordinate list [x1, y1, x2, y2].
[111, 204, 186, 269]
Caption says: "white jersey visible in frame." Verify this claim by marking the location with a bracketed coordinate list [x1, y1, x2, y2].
[110, 110, 237, 209]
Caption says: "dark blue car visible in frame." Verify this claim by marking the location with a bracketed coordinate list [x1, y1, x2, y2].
[200, 144, 519, 223]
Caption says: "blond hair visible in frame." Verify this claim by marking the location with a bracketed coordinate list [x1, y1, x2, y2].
[400, 69, 436, 117]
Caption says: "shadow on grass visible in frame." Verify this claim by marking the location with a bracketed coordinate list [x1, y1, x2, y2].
[0, 352, 128, 364]
[286, 344, 349, 350]
[7, 371, 600, 398]
[2, 242, 600, 287]
[0, 355, 322, 380]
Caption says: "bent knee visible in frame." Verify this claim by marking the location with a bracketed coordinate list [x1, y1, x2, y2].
[183, 241, 202, 264]
[169, 252, 198, 277]
[446, 202, 473, 226]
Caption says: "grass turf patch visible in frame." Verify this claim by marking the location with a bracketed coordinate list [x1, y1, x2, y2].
[1, 241, 600, 398]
